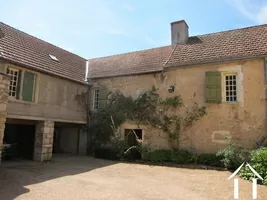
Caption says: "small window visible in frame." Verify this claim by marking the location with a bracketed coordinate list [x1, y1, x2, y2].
[49, 54, 59, 62]
[224, 74, 237, 102]
[93, 89, 99, 110]
[6, 67, 19, 98]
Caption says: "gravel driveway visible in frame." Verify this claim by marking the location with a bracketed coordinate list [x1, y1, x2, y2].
[0, 154, 266, 200]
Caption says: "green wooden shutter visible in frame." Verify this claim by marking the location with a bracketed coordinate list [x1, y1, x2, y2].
[22, 71, 35, 101]
[98, 89, 108, 110]
[16, 70, 22, 99]
[205, 71, 221, 103]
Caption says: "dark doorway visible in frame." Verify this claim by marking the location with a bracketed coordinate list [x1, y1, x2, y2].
[3, 123, 35, 160]
[125, 129, 143, 160]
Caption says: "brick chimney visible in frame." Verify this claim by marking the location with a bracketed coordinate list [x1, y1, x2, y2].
[171, 20, 189, 48]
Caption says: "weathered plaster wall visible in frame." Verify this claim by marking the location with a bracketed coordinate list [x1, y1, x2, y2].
[92, 58, 265, 153]
[0, 62, 87, 123]
[0, 73, 10, 162]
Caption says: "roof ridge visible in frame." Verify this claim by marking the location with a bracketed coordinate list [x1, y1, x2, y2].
[88, 24, 267, 62]
[193, 23, 267, 38]
[0, 22, 86, 61]
[88, 45, 171, 60]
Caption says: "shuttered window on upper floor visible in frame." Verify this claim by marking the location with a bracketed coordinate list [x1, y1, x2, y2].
[6, 66, 37, 102]
[205, 71, 238, 104]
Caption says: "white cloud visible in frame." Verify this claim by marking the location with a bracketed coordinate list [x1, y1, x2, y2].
[225, 0, 267, 23]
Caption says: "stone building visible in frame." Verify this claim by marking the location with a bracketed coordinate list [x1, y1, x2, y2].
[0, 22, 88, 162]
[88, 20, 267, 153]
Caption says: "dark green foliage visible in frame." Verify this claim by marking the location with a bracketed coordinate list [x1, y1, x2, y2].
[83, 87, 206, 151]
[171, 149, 193, 164]
[147, 149, 173, 163]
[216, 141, 250, 170]
[160, 95, 183, 108]
[94, 147, 120, 160]
[196, 153, 223, 167]
[239, 148, 267, 185]
[141, 149, 194, 164]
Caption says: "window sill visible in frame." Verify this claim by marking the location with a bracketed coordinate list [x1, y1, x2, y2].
[222, 102, 239, 105]
[8, 97, 37, 105]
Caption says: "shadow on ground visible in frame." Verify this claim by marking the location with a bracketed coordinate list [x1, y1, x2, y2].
[0, 154, 115, 200]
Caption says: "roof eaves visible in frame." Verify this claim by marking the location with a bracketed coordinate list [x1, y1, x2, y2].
[0, 57, 87, 85]
[89, 69, 163, 79]
[164, 55, 267, 69]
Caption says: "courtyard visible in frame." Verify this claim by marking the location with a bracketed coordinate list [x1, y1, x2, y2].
[0, 155, 266, 200]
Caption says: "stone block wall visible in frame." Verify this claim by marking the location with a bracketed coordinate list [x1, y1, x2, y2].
[34, 120, 54, 161]
[0, 73, 10, 162]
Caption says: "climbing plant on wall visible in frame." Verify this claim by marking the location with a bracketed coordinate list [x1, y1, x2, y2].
[76, 86, 207, 150]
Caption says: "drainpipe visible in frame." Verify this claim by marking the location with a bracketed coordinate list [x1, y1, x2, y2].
[256, 57, 267, 147]
[84, 60, 93, 155]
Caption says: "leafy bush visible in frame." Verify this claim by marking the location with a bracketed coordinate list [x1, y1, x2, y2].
[148, 149, 172, 163]
[141, 149, 193, 164]
[196, 153, 223, 167]
[239, 148, 267, 185]
[216, 141, 250, 170]
[94, 147, 119, 160]
[171, 149, 193, 164]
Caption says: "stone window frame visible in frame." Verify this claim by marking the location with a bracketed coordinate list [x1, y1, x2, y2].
[221, 71, 240, 104]
[5, 64, 39, 103]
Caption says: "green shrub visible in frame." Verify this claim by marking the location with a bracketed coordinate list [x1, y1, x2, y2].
[141, 149, 193, 164]
[94, 147, 119, 160]
[196, 153, 223, 167]
[216, 141, 250, 170]
[239, 148, 267, 185]
[171, 149, 193, 164]
[148, 149, 172, 163]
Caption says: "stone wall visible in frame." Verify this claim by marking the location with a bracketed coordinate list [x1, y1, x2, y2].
[0, 73, 10, 162]
[34, 120, 54, 161]
[0, 61, 86, 124]
[92, 58, 266, 153]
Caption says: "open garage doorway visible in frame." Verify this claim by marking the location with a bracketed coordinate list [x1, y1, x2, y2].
[53, 122, 87, 156]
[3, 119, 36, 161]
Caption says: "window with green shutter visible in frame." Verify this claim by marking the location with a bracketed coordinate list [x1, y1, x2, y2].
[205, 71, 222, 103]
[98, 88, 108, 110]
[22, 71, 35, 102]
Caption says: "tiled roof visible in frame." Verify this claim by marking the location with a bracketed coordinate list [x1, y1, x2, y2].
[0, 22, 86, 83]
[166, 24, 267, 67]
[88, 24, 267, 78]
[88, 46, 173, 78]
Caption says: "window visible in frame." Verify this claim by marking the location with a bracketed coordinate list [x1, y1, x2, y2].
[49, 54, 59, 62]
[224, 74, 237, 102]
[6, 67, 37, 102]
[93, 89, 99, 110]
[205, 71, 238, 104]
[6, 67, 19, 98]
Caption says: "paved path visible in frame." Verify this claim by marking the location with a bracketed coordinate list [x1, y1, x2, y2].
[0, 155, 266, 200]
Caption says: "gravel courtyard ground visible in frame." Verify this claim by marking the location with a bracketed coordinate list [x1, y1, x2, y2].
[0, 154, 266, 200]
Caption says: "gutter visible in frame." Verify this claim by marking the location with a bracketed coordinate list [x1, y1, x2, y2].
[0, 57, 88, 85]
[164, 55, 267, 70]
[84, 60, 93, 154]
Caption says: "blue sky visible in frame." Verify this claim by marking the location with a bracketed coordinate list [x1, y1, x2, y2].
[1, 0, 267, 59]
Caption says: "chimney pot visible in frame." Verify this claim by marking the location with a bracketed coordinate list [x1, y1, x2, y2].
[171, 20, 189, 48]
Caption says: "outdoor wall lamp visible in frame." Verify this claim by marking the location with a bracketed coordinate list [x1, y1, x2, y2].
[168, 85, 175, 93]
